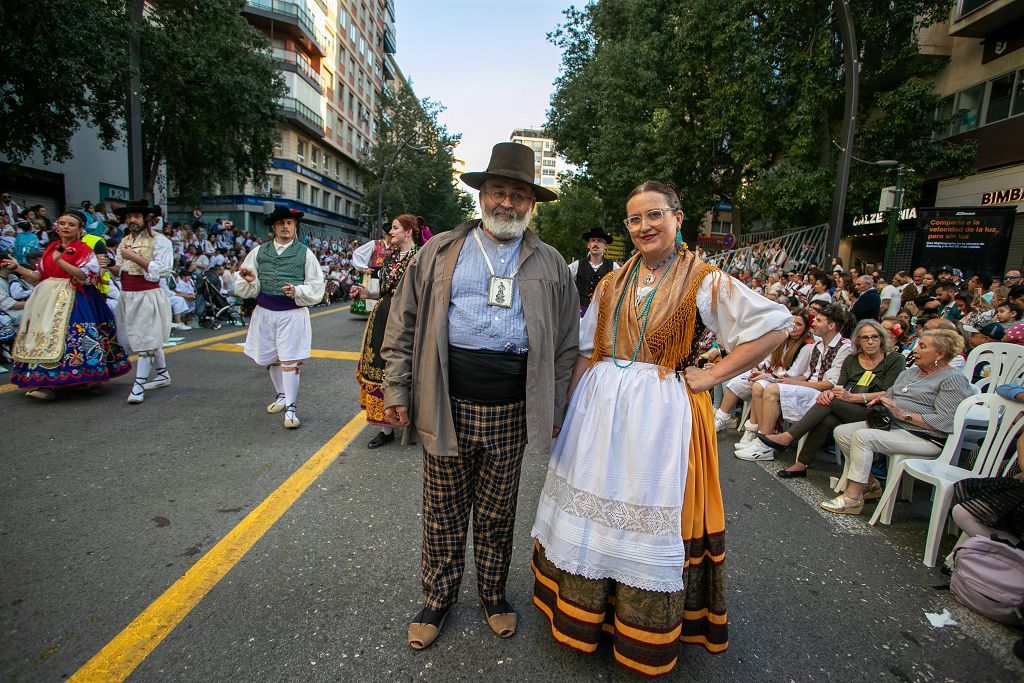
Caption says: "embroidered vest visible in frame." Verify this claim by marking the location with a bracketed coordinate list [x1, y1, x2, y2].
[121, 232, 154, 277]
[806, 338, 848, 382]
[256, 241, 307, 296]
[576, 259, 615, 307]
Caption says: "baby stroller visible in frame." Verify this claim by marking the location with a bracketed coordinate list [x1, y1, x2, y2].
[194, 275, 243, 330]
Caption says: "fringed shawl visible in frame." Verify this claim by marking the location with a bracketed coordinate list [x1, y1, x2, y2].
[588, 249, 726, 378]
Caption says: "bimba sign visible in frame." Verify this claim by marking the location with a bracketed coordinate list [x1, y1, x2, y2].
[981, 187, 1023, 206]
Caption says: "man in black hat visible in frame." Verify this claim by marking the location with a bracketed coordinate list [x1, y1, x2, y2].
[382, 142, 579, 649]
[568, 227, 619, 316]
[234, 205, 324, 429]
[110, 199, 174, 404]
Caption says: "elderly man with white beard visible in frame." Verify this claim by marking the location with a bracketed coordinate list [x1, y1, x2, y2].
[381, 142, 579, 651]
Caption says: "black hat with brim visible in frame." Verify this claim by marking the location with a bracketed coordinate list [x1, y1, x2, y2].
[264, 205, 305, 226]
[582, 228, 614, 245]
[113, 199, 162, 220]
[460, 142, 558, 202]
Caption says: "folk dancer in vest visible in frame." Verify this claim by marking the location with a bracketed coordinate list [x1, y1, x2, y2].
[235, 206, 325, 429]
[111, 199, 174, 404]
[382, 142, 580, 650]
[568, 228, 619, 316]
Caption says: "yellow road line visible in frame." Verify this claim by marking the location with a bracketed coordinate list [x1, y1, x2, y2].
[203, 343, 359, 361]
[1, 305, 350, 394]
[69, 410, 367, 682]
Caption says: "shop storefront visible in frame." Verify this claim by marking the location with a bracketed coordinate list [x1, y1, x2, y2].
[935, 164, 1024, 270]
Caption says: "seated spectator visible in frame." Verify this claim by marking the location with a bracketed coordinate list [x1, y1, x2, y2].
[1010, 285, 1024, 312]
[995, 303, 1022, 329]
[169, 269, 196, 330]
[881, 316, 911, 351]
[808, 277, 832, 305]
[964, 321, 1005, 352]
[0, 257, 25, 324]
[851, 275, 880, 321]
[879, 274, 901, 318]
[12, 220, 40, 266]
[715, 310, 814, 439]
[735, 304, 851, 461]
[759, 320, 906, 476]
[822, 329, 975, 515]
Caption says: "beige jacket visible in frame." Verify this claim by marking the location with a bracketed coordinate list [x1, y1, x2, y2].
[381, 220, 580, 457]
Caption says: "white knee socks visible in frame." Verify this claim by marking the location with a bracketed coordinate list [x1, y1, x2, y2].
[269, 364, 284, 397]
[281, 366, 299, 415]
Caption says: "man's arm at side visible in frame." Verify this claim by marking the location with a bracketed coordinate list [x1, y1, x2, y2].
[381, 254, 420, 412]
[552, 258, 581, 430]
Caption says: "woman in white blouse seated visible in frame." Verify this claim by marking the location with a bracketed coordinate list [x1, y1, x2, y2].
[714, 308, 814, 438]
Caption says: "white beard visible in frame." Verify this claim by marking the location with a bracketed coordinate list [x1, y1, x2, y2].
[482, 208, 530, 240]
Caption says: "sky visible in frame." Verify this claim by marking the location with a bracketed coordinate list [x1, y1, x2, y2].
[393, 0, 578, 189]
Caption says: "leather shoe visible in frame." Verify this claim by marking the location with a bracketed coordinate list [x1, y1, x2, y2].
[756, 432, 790, 451]
[367, 430, 395, 449]
[776, 468, 807, 479]
[483, 600, 517, 638]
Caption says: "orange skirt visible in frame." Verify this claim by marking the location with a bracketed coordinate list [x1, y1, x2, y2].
[532, 389, 728, 676]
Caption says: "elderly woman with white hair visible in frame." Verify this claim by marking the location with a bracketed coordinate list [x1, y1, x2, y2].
[822, 328, 976, 514]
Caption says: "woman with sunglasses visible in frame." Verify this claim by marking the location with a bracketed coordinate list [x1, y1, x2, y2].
[2, 210, 130, 399]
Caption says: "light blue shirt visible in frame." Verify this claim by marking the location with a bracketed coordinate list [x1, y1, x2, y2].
[448, 226, 529, 353]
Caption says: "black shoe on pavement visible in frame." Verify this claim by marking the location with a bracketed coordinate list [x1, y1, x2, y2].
[777, 468, 807, 479]
[367, 431, 395, 449]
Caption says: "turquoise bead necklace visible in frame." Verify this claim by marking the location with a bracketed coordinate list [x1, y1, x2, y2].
[611, 250, 677, 369]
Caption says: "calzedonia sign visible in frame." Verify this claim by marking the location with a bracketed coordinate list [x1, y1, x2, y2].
[915, 207, 1017, 276]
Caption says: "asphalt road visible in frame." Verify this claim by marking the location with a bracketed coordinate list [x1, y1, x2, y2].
[2, 304, 1021, 682]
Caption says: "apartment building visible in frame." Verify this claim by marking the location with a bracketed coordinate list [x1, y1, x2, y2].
[509, 128, 569, 193]
[170, 0, 398, 240]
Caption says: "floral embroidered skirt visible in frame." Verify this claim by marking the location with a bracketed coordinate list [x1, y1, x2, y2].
[356, 293, 395, 426]
[12, 284, 131, 389]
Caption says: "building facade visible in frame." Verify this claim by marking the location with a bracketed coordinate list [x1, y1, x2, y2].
[169, 0, 398, 241]
[509, 128, 569, 193]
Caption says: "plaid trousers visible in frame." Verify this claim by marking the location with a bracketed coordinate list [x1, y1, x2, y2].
[421, 398, 528, 610]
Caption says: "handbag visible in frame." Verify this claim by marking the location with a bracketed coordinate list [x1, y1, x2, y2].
[866, 403, 892, 430]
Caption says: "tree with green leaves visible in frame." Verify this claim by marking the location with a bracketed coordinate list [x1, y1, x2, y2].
[0, 0, 129, 165]
[363, 82, 474, 235]
[534, 173, 617, 262]
[140, 0, 286, 204]
[546, 0, 976, 236]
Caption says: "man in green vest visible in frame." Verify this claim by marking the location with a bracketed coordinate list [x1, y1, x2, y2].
[234, 206, 325, 429]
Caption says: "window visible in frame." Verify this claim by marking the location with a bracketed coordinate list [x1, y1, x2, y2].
[274, 132, 283, 154]
[296, 139, 306, 163]
[936, 69, 1024, 138]
[987, 73, 1015, 124]
[334, 196, 341, 213]
[310, 146, 319, 168]
[542, 159, 556, 167]
[322, 191, 330, 209]
[935, 95, 955, 137]
[323, 153, 330, 172]
[346, 199, 353, 216]
[954, 83, 984, 134]
[334, 159, 341, 179]
[542, 168, 556, 176]
[296, 181, 307, 202]
[310, 187, 320, 206]
[1014, 73, 1024, 118]
[270, 174, 283, 196]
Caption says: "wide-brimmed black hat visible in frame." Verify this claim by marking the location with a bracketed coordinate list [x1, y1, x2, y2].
[460, 142, 558, 202]
[582, 228, 614, 245]
[113, 199, 162, 220]
[264, 205, 304, 226]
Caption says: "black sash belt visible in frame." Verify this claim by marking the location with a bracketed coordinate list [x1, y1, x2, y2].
[448, 346, 527, 403]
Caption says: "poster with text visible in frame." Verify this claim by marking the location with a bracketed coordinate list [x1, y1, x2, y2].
[915, 207, 1017, 276]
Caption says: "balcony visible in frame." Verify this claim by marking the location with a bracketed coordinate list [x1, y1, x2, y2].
[383, 27, 396, 55]
[242, 0, 326, 58]
[273, 48, 323, 93]
[949, 0, 1024, 37]
[279, 97, 325, 139]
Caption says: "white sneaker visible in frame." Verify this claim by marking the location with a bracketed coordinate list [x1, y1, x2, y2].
[737, 427, 758, 447]
[735, 441, 775, 461]
[172, 322, 191, 331]
[714, 411, 731, 432]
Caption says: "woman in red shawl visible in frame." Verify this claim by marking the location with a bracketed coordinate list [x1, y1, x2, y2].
[2, 210, 130, 399]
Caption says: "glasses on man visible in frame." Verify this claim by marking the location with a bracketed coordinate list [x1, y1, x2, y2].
[624, 207, 676, 229]
[484, 189, 534, 206]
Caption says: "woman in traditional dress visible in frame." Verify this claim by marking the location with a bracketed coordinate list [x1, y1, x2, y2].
[349, 232, 393, 317]
[2, 210, 130, 399]
[351, 214, 423, 448]
[530, 181, 791, 676]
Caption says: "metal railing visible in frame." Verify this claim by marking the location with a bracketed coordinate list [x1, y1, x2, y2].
[703, 223, 828, 275]
[273, 48, 324, 90]
[278, 97, 324, 132]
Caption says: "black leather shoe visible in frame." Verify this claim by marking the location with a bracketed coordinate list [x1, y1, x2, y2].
[367, 431, 396, 449]
[756, 432, 790, 451]
[776, 468, 807, 479]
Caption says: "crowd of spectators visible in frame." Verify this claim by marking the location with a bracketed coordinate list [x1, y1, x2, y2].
[0, 192, 367, 369]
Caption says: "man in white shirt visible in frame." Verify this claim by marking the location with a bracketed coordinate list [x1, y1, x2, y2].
[567, 228, 620, 316]
[878, 274, 901, 318]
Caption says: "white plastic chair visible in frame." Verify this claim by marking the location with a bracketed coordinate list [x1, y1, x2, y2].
[736, 399, 751, 433]
[959, 342, 1024, 450]
[868, 393, 1024, 567]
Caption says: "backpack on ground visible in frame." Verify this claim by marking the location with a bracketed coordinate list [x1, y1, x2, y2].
[950, 535, 1024, 626]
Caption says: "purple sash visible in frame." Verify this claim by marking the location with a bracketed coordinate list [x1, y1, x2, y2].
[257, 292, 299, 311]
